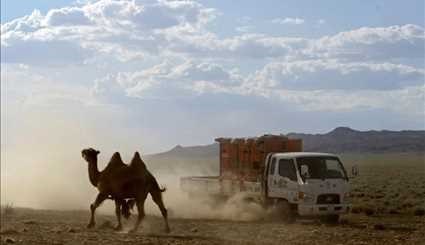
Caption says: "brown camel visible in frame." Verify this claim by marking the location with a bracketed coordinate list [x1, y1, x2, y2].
[81, 148, 170, 233]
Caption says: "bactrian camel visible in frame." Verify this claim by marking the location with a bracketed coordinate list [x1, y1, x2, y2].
[81, 148, 170, 233]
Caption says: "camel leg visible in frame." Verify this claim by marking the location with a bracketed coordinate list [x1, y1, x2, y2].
[87, 193, 107, 229]
[151, 191, 170, 233]
[129, 193, 148, 233]
[114, 199, 123, 231]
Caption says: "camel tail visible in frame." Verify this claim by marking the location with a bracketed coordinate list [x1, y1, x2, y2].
[155, 180, 166, 193]
[151, 173, 166, 193]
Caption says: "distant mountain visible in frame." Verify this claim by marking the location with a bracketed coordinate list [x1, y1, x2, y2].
[287, 127, 425, 153]
[144, 143, 219, 175]
[151, 144, 219, 159]
[145, 127, 424, 172]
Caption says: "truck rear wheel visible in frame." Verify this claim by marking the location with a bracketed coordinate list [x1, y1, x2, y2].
[276, 200, 296, 223]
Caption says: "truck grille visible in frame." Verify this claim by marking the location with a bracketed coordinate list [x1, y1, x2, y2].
[317, 194, 340, 204]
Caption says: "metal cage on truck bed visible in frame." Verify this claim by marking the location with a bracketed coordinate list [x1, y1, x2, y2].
[215, 135, 302, 181]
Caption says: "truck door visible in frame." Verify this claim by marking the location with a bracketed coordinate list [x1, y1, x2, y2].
[267, 157, 279, 197]
[262, 154, 273, 198]
[272, 158, 298, 200]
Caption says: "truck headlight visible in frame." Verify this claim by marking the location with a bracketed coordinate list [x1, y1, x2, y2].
[298, 191, 314, 202]
[343, 192, 351, 203]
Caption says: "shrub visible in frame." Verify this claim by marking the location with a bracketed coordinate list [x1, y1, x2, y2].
[413, 208, 425, 216]
[351, 206, 362, 214]
[374, 194, 385, 199]
[364, 207, 375, 216]
[374, 224, 386, 230]
[401, 199, 415, 209]
[356, 193, 365, 198]
[376, 207, 386, 214]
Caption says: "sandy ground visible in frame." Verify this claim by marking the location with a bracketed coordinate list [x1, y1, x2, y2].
[1, 208, 424, 245]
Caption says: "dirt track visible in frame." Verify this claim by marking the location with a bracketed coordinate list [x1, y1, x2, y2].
[1, 209, 424, 245]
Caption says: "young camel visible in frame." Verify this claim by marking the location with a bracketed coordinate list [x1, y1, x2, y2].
[81, 148, 170, 233]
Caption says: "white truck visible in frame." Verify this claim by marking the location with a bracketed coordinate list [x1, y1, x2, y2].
[181, 152, 356, 223]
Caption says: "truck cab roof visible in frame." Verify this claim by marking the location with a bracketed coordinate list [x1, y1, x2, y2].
[271, 152, 339, 159]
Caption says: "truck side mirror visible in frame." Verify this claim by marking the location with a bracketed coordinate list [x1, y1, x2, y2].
[351, 165, 359, 177]
[300, 165, 310, 178]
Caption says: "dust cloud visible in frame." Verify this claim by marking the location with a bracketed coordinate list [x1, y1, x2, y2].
[2, 137, 268, 222]
[144, 174, 268, 222]
[0, 105, 160, 211]
[1, 106, 268, 221]
[2, 148, 268, 222]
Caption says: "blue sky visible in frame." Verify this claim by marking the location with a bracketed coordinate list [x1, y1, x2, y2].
[1, 0, 424, 154]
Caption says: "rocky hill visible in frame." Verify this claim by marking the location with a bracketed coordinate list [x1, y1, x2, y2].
[287, 127, 425, 153]
[144, 127, 424, 172]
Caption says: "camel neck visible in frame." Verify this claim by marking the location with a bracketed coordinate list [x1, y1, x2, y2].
[88, 160, 100, 187]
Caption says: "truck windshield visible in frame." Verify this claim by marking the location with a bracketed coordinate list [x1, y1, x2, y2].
[296, 156, 348, 181]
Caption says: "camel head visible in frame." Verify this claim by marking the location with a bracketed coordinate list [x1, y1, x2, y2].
[81, 148, 100, 163]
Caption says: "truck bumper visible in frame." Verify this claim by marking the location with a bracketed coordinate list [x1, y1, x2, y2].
[298, 204, 351, 216]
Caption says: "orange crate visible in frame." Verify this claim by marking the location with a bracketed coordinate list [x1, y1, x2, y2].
[287, 139, 302, 152]
[216, 135, 303, 180]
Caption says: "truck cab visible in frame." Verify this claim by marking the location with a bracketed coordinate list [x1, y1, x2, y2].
[262, 152, 351, 221]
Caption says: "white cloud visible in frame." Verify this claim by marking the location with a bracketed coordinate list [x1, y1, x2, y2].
[272, 17, 305, 25]
[250, 60, 424, 90]
[1, 1, 423, 116]
[94, 60, 244, 98]
[171, 61, 233, 83]
[1, 0, 216, 65]
[162, 32, 309, 59]
[2, 2, 423, 64]
[93, 57, 424, 115]
[306, 24, 425, 61]
[158, 24, 424, 61]
[1, 10, 44, 36]
[44, 7, 92, 26]
[274, 85, 425, 113]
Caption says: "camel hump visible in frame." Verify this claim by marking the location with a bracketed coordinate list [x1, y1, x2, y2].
[105, 152, 126, 169]
[130, 151, 146, 169]
[111, 152, 123, 162]
[134, 151, 141, 159]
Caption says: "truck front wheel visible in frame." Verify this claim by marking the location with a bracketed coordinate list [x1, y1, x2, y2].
[276, 200, 296, 223]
